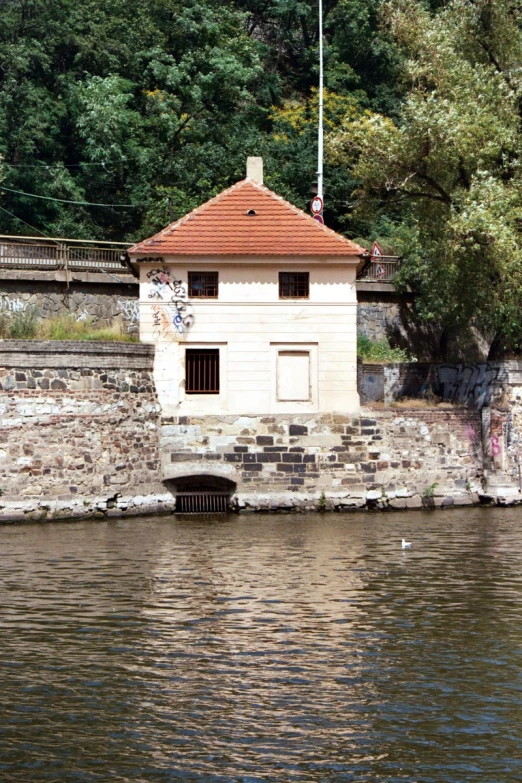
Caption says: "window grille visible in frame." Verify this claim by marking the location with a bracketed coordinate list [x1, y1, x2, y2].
[185, 349, 220, 394]
[188, 271, 218, 298]
[279, 272, 309, 299]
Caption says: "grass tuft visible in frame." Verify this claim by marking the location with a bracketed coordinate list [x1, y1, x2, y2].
[0, 310, 138, 342]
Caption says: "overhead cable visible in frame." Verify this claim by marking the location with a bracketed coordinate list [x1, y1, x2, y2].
[0, 185, 139, 208]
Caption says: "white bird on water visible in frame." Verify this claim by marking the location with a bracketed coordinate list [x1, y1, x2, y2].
[402, 538, 412, 549]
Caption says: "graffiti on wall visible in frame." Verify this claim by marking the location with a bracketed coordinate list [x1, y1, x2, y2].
[147, 267, 194, 336]
[118, 299, 140, 326]
[0, 297, 26, 313]
[436, 363, 500, 409]
[151, 304, 175, 344]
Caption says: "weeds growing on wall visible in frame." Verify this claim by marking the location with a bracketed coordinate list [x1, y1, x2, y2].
[0, 310, 138, 342]
[357, 335, 414, 364]
[0, 307, 39, 339]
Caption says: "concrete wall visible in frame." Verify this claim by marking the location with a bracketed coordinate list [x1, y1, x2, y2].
[138, 259, 360, 416]
[0, 340, 174, 522]
[0, 270, 139, 334]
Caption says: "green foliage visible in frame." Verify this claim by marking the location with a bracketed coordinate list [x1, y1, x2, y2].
[330, 0, 522, 355]
[0, 307, 39, 339]
[0, 0, 401, 242]
[317, 490, 327, 512]
[357, 335, 414, 363]
[0, 310, 137, 341]
[422, 482, 438, 499]
[38, 315, 137, 342]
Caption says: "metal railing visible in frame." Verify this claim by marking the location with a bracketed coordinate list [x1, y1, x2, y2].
[357, 256, 400, 283]
[0, 238, 130, 273]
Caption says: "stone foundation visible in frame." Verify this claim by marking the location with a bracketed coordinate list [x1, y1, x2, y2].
[0, 340, 174, 522]
[161, 410, 484, 511]
[5, 343, 522, 521]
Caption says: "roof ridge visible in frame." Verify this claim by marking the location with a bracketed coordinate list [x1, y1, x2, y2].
[129, 177, 366, 256]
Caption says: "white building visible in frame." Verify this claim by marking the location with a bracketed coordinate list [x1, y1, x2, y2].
[129, 159, 364, 417]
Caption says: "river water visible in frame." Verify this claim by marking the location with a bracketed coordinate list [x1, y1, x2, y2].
[1, 509, 522, 782]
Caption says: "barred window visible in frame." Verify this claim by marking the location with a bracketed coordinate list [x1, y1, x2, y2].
[185, 349, 220, 394]
[279, 272, 309, 299]
[188, 271, 218, 298]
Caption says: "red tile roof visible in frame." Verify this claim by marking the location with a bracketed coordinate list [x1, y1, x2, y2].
[129, 179, 366, 257]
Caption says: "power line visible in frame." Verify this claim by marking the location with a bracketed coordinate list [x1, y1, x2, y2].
[0, 185, 139, 208]
[4, 161, 110, 170]
[0, 204, 51, 238]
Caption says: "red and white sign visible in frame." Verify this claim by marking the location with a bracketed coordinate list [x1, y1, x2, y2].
[313, 214, 324, 224]
[371, 240, 384, 258]
[310, 195, 324, 215]
[374, 263, 387, 279]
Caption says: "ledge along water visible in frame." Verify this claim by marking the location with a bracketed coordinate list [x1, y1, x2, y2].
[1, 507, 521, 782]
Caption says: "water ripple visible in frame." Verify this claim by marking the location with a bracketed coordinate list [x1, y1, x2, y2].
[1, 508, 521, 781]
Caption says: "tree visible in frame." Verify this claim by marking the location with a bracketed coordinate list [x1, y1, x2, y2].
[329, 0, 522, 357]
[0, 0, 401, 242]
[0, 0, 264, 240]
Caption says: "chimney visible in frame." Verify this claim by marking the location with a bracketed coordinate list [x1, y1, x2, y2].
[246, 156, 263, 184]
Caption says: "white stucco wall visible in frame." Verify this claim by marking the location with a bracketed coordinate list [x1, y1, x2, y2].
[137, 257, 360, 415]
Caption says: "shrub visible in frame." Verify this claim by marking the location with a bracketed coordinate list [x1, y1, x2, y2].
[0, 310, 138, 342]
[0, 310, 10, 338]
[6, 307, 39, 339]
[357, 335, 414, 363]
[39, 314, 137, 342]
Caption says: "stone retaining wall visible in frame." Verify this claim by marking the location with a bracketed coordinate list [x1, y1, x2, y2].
[360, 361, 505, 409]
[5, 341, 522, 520]
[0, 340, 173, 522]
[0, 270, 139, 334]
[161, 410, 484, 511]
[357, 300, 403, 343]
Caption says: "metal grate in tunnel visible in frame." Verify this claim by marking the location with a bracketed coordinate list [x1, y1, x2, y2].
[175, 491, 230, 514]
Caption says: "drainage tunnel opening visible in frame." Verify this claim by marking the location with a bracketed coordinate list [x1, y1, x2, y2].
[170, 474, 236, 514]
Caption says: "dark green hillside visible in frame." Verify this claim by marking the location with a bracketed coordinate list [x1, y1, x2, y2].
[2, 0, 522, 354]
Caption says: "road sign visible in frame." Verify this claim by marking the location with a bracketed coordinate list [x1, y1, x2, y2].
[313, 214, 324, 224]
[371, 240, 384, 258]
[375, 262, 386, 279]
[310, 195, 324, 215]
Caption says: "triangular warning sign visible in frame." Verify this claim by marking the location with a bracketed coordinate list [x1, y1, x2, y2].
[375, 262, 386, 278]
[371, 240, 383, 258]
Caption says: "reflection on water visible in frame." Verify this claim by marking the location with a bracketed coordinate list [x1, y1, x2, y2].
[1, 509, 522, 782]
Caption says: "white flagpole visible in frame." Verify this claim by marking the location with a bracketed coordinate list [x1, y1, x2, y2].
[317, 0, 324, 201]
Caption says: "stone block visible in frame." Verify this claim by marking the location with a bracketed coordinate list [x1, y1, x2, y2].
[256, 435, 274, 446]
[257, 453, 280, 463]
[282, 453, 302, 463]
[171, 453, 201, 462]
[388, 498, 408, 509]
[289, 424, 308, 436]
